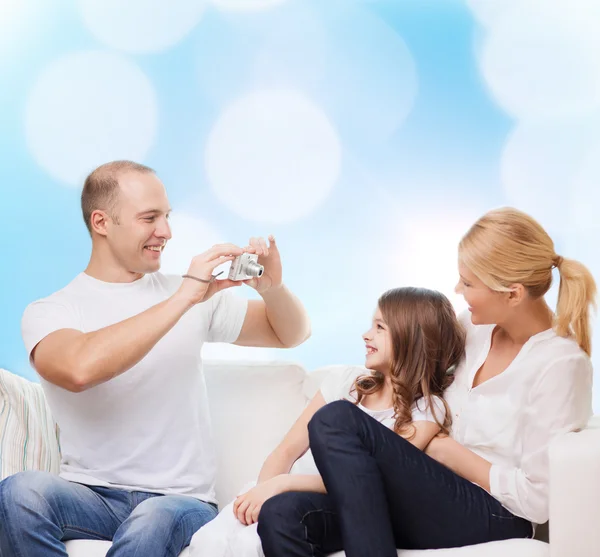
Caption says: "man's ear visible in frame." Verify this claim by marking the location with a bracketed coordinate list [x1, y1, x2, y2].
[507, 283, 526, 307]
[90, 210, 109, 237]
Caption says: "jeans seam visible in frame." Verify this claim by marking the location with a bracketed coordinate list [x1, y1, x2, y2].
[300, 508, 337, 557]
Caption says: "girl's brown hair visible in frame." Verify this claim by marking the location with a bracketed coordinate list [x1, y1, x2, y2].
[354, 287, 465, 438]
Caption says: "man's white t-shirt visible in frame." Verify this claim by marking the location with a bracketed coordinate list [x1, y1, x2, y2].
[21, 272, 248, 504]
[291, 366, 446, 475]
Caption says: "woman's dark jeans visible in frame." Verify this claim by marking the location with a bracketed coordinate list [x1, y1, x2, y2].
[258, 400, 533, 557]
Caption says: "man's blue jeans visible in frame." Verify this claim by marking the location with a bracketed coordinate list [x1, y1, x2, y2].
[0, 471, 218, 557]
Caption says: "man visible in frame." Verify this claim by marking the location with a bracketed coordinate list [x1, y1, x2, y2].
[0, 160, 311, 557]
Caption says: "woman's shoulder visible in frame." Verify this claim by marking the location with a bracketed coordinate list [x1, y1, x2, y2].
[529, 329, 591, 372]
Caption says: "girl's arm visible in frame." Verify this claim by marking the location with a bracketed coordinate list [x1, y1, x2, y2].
[409, 421, 443, 451]
[256, 390, 327, 483]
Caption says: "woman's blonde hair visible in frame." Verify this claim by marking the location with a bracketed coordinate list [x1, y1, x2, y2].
[353, 287, 465, 438]
[459, 207, 597, 355]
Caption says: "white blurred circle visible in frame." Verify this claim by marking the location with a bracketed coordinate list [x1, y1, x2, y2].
[77, 0, 206, 53]
[501, 121, 600, 233]
[210, 0, 287, 11]
[480, 0, 600, 120]
[466, 0, 518, 28]
[320, 9, 417, 142]
[160, 212, 224, 275]
[25, 51, 158, 187]
[205, 89, 342, 224]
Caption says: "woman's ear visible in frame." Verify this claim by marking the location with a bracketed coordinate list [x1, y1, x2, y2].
[507, 283, 526, 306]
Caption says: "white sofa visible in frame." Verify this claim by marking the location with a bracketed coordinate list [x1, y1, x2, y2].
[2, 362, 599, 557]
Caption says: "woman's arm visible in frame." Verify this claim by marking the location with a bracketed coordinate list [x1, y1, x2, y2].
[256, 390, 327, 483]
[426, 355, 592, 523]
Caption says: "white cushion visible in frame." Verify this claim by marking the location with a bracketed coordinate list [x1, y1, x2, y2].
[0, 368, 61, 480]
[204, 360, 307, 506]
[329, 538, 549, 557]
[549, 424, 600, 557]
[64, 537, 548, 557]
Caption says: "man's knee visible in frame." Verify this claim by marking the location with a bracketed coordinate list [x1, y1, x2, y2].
[123, 496, 217, 546]
[0, 471, 62, 512]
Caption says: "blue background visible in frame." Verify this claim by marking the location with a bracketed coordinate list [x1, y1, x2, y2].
[1, 0, 599, 410]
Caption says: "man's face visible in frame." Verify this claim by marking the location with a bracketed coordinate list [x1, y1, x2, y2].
[106, 171, 172, 275]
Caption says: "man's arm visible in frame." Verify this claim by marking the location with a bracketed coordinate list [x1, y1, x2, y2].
[234, 287, 311, 348]
[30, 244, 245, 393]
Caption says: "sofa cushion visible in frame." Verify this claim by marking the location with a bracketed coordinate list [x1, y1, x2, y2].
[64, 537, 548, 557]
[204, 360, 308, 506]
[0, 368, 61, 480]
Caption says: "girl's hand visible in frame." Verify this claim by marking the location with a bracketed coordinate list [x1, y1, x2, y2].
[233, 476, 286, 525]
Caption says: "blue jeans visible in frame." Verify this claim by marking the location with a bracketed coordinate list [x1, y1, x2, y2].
[258, 400, 533, 557]
[0, 471, 218, 557]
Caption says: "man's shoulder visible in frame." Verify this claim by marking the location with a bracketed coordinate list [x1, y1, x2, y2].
[25, 274, 84, 310]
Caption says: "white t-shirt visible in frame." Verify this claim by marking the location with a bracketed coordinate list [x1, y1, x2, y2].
[444, 311, 593, 525]
[291, 366, 446, 475]
[21, 272, 248, 504]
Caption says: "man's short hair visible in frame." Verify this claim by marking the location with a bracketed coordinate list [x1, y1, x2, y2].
[81, 160, 155, 234]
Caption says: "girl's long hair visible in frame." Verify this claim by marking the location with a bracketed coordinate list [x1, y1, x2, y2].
[354, 287, 465, 438]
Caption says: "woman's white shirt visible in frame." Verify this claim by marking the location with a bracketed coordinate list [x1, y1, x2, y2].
[444, 311, 593, 524]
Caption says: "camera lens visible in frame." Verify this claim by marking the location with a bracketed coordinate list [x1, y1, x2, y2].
[245, 261, 264, 277]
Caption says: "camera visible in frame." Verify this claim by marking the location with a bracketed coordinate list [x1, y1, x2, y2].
[228, 253, 264, 281]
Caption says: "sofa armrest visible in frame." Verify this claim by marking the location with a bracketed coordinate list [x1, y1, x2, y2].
[548, 421, 600, 557]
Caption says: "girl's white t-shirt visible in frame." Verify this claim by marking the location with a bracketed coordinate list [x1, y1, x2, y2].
[291, 366, 446, 475]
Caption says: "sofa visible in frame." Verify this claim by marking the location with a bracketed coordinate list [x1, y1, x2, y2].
[1, 361, 599, 557]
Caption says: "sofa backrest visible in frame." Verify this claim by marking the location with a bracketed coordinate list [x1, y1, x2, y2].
[204, 360, 310, 505]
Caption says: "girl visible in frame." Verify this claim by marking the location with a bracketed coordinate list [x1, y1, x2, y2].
[189, 286, 465, 557]
[258, 207, 596, 557]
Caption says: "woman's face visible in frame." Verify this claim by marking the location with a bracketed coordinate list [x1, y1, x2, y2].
[363, 307, 393, 373]
[455, 262, 509, 325]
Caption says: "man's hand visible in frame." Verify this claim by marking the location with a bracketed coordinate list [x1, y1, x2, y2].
[233, 476, 285, 525]
[242, 235, 282, 294]
[177, 243, 245, 305]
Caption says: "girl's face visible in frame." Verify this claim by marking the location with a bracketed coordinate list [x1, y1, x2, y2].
[363, 307, 393, 374]
[455, 262, 508, 325]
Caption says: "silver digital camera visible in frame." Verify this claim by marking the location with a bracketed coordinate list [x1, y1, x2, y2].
[228, 253, 264, 281]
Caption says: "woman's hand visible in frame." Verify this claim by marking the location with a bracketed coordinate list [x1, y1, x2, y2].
[233, 475, 286, 525]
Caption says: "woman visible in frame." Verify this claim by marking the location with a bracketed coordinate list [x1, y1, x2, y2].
[257, 207, 596, 556]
